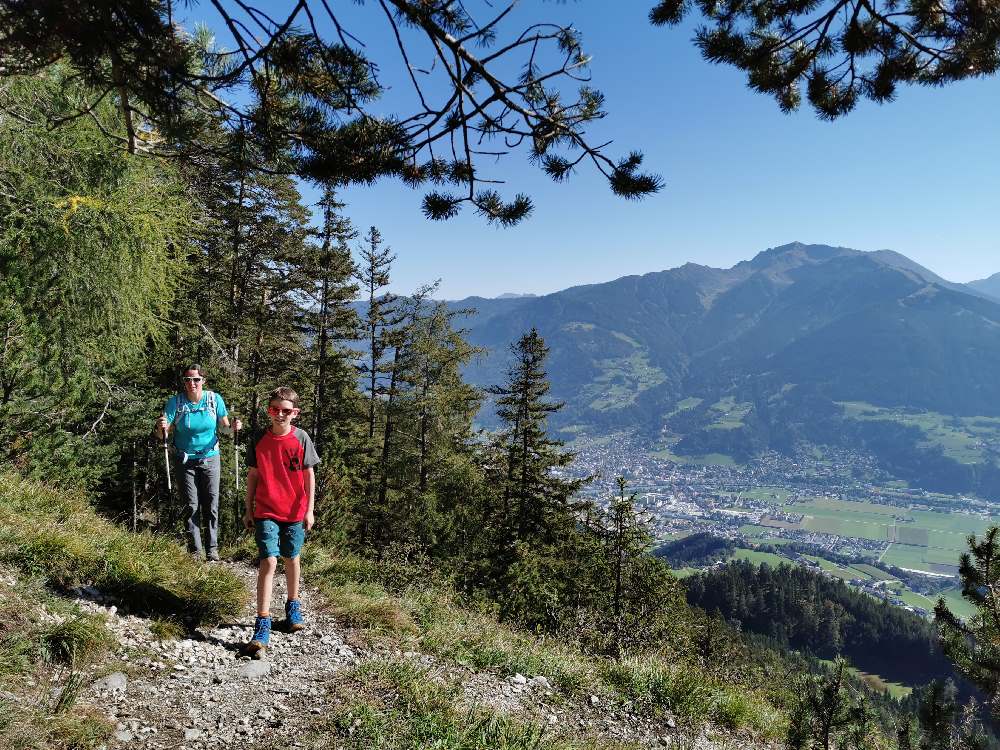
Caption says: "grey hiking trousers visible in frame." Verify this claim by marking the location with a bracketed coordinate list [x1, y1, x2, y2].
[175, 452, 221, 555]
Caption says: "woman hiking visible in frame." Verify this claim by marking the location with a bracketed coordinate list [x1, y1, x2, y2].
[156, 363, 242, 561]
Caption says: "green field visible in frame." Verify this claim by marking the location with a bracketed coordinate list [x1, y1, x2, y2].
[667, 396, 703, 416]
[838, 401, 1000, 464]
[849, 563, 896, 581]
[779, 498, 1000, 575]
[587, 350, 667, 411]
[706, 396, 753, 430]
[819, 659, 912, 699]
[649, 448, 740, 467]
[730, 548, 790, 567]
[801, 555, 867, 582]
[881, 543, 961, 574]
[741, 487, 792, 504]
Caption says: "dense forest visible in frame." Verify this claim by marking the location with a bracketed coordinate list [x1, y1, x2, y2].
[655, 532, 735, 568]
[685, 561, 957, 687]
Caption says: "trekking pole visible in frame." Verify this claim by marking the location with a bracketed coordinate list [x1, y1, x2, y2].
[234, 423, 240, 495]
[234, 423, 241, 535]
[161, 415, 172, 492]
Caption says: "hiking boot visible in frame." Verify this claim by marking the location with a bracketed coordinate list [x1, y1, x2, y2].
[207, 549, 220, 562]
[285, 599, 305, 633]
[246, 615, 271, 657]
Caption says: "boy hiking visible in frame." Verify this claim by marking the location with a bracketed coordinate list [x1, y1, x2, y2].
[243, 387, 320, 657]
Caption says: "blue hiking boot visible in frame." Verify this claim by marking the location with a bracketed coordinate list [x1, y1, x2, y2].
[246, 615, 271, 658]
[285, 599, 305, 633]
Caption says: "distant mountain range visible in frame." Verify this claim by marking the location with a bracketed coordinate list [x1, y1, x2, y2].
[969, 271, 1000, 301]
[447, 243, 1000, 494]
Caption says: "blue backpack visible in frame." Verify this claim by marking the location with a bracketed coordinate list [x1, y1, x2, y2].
[171, 390, 219, 452]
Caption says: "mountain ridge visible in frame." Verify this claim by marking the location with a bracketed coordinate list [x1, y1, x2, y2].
[448, 242, 1000, 492]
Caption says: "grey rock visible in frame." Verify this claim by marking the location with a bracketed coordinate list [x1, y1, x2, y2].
[239, 660, 271, 679]
[511, 673, 527, 685]
[114, 730, 134, 742]
[589, 694, 600, 706]
[93, 672, 128, 693]
[529, 676, 551, 690]
[184, 728, 203, 741]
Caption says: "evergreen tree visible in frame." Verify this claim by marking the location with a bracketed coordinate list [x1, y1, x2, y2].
[297, 187, 363, 543]
[936, 526, 1000, 718]
[651, 0, 1000, 120]
[787, 658, 874, 750]
[489, 329, 587, 546]
[917, 680, 959, 750]
[0, 67, 190, 490]
[0, 2, 661, 222]
[486, 328, 590, 628]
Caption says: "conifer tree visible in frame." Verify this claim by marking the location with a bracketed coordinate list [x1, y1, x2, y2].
[356, 227, 398, 439]
[916, 680, 958, 750]
[935, 526, 1000, 719]
[589, 477, 686, 657]
[486, 328, 589, 627]
[489, 329, 587, 546]
[1, 2, 662, 222]
[306, 186, 360, 453]
[651, 0, 1000, 120]
[787, 658, 874, 750]
[0, 67, 189, 489]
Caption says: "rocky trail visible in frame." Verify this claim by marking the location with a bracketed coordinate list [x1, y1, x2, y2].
[71, 561, 752, 750]
[80, 562, 360, 750]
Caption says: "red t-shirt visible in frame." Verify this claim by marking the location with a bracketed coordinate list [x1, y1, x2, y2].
[247, 427, 320, 522]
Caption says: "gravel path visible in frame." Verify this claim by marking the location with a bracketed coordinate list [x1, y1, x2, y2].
[81, 561, 360, 750]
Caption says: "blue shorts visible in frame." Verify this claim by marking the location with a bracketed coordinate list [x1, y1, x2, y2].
[254, 519, 305, 560]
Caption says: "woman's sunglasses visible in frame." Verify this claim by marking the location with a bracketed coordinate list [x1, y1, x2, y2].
[182, 376, 204, 383]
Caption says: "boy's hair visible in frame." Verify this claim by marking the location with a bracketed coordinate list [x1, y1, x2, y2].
[180, 363, 206, 379]
[267, 386, 299, 407]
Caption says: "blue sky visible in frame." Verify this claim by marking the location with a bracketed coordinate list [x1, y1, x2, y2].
[194, 2, 1000, 299]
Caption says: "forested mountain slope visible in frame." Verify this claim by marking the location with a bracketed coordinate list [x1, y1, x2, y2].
[455, 243, 1000, 490]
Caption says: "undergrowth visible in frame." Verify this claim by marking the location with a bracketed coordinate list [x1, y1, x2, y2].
[0, 472, 245, 625]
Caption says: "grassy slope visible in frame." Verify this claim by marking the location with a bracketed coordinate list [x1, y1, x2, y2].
[0, 571, 115, 750]
[303, 548, 802, 747]
[0, 472, 245, 626]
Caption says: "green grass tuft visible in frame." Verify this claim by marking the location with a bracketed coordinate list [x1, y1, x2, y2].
[40, 613, 110, 666]
[0, 572, 114, 749]
[149, 617, 185, 641]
